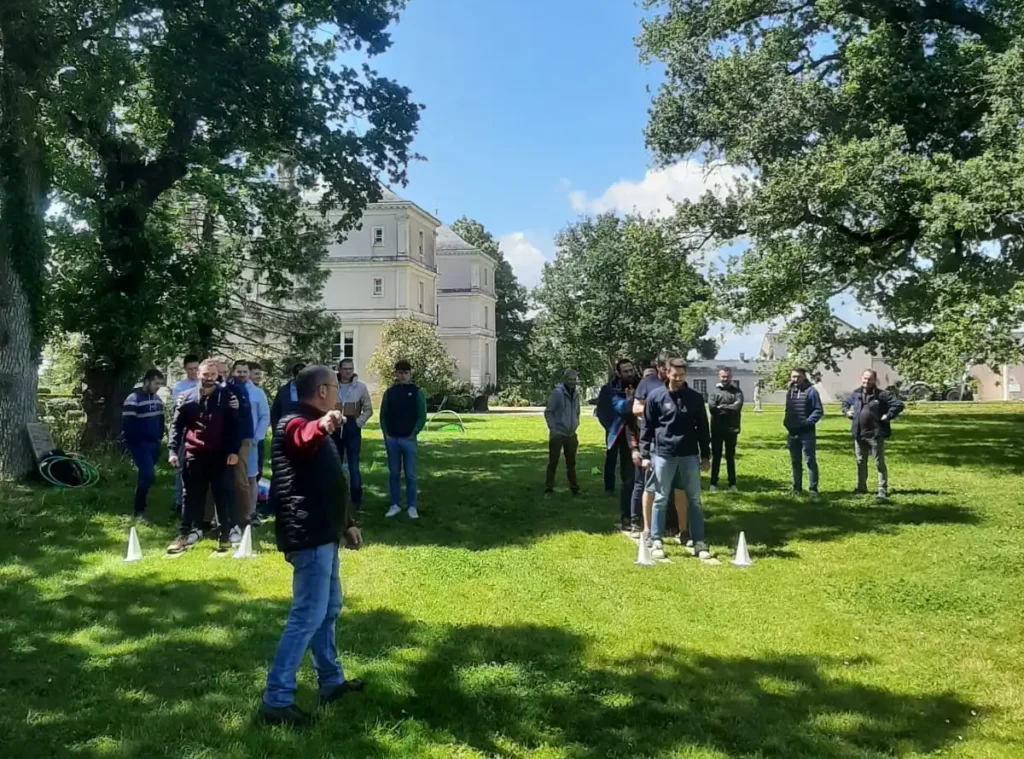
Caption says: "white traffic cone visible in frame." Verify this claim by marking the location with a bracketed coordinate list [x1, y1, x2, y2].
[731, 531, 753, 567]
[232, 525, 254, 559]
[635, 531, 656, 566]
[124, 526, 143, 562]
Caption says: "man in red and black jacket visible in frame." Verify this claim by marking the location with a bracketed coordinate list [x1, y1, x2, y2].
[260, 365, 364, 727]
[167, 359, 240, 554]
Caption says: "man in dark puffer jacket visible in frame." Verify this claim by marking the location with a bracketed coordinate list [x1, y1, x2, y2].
[260, 365, 364, 726]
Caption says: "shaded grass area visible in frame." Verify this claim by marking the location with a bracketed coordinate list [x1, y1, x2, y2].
[1, 404, 1023, 757]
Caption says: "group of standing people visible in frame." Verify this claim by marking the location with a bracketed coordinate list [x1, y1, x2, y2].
[122, 354, 431, 553]
[544, 355, 905, 561]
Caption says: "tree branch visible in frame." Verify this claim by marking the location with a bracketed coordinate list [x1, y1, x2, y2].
[842, 0, 1008, 52]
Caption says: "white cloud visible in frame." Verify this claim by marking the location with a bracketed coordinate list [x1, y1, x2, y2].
[499, 232, 550, 289]
[567, 160, 745, 218]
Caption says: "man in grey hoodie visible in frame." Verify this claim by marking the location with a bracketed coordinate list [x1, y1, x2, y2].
[334, 358, 373, 510]
[544, 369, 581, 495]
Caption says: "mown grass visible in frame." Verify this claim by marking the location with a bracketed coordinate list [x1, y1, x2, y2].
[1, 403, 1023, 758]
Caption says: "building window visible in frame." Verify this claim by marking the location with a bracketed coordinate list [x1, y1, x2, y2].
[373, 277, 383, 297]
[372, 227, 384, 246]
[418, 230, 424, 259]
[331, 330, 355, 364]
[484, 268, 489, 287]
[692, 378, 708, 399]
[484, 305, 489, 329]
[418, 281, 425, 311]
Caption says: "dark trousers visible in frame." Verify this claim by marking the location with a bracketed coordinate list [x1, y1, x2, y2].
[609, 434, 635, 522]
[711, 429, 738, 487]
[129, 442, 159, 516]
[332, 421, 363, 506]
[603, 443, 617, 492]
[545, 434, 579, 492]
[180, 453, 234, 540]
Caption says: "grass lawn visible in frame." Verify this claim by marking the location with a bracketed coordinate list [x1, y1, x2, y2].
[1, 404, 1023, 758]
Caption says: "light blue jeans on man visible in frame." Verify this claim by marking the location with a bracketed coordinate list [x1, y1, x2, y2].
[787, 430, 819, 493]
[384, 436, 417, 509]
[647, 454, 705, 543]
[263, 543, 346, 708]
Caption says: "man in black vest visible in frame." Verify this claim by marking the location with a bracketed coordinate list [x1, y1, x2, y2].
[260, 365, 363, 726]
[707, 366, 744, 492]
[841, 369, 904, 501]
[783, 367, 824, 499]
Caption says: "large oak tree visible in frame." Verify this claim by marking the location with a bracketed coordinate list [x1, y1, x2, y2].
[640, 0, 1024, 384]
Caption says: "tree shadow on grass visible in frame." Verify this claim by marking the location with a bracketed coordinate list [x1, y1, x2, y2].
[0, 566, 981, 759]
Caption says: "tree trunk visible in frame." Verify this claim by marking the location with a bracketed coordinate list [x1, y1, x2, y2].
[80, 361, 137, 451]
[0, 65, 47, 480]
[0, 247, 39, 479]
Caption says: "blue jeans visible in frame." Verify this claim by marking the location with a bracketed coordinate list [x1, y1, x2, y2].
[341, 422, 363, 506]
[129, 442, 159, 516]
[384, 436, 417, 509]
[787, 431, 819, 492]
[648, 455, 705, 543]
[263, 543, 345, 708]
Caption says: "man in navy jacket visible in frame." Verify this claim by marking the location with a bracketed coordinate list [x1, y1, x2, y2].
[841, 369, 904, 501]
[122, 369, 165, 521]
[784, 367, 825, 498]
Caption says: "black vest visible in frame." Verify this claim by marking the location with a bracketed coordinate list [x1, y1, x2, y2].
[271, 407, 348, 553]
[784, 384, 811, 432]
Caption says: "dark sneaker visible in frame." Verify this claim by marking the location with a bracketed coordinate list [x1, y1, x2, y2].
[543, 489, 554, 497]
[217, 538, 231, 553]
[620, 518, 631, 532]
[319, 678, 365, 707]
[570, 488, 581, 497]
[249, 514, 263, 528]
[258, 702, 311, 726]
[852, 487, 868, 495]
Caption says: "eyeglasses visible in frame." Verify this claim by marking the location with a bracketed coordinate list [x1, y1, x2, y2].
[320, 383, 339, 391]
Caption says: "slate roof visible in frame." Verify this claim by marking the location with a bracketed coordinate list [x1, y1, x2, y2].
[435, 224, 479, 254]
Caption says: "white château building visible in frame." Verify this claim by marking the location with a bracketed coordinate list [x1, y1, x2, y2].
[319, 187, 496, 391]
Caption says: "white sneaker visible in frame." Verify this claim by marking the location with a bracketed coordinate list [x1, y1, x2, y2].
[685, 539, 696, 556]
[228, 525, 242, 545]
[651, 540, 666, 560]
[698, 549, 712, 561]
[709, 484, 718, 493]
[385, 505, 401, 518]
[407, 507, 419, 520]
[186, 528, 202, 547]
[729, 485, 738, 492]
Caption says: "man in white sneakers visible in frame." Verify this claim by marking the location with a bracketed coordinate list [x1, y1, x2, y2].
[380, 360, 426, 519]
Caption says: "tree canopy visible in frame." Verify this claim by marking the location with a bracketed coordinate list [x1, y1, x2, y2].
[534, 213, 715, 386]
[35, 0, 421, 445]
[640, 0, 1024, 384]
[450, 217, 532, 389]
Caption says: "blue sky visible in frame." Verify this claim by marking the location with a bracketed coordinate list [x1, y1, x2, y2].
[366, 0, 867, 358]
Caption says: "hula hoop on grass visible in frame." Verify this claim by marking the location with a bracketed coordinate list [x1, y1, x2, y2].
[426, 409, 466, 433]
[39, 454, 100, 488]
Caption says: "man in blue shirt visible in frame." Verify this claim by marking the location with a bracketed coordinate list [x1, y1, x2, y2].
[784, 367, 825, 499]
[243, 364, 271, 525]
[169, 354, 200, 516]
[641, 358, 712, 561]
[123, 369, 165, 522]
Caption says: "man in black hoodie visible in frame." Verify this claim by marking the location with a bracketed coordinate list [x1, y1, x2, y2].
[707, 367, 744, 492]
[641, 358, 713, 562]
